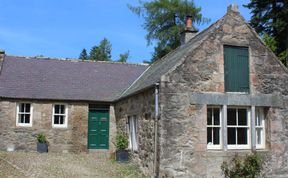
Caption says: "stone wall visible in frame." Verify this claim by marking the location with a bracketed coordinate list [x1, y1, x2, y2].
[115, 89, 156, 176]
[158, 8, 288, 178]
[0, 100, 88, 153]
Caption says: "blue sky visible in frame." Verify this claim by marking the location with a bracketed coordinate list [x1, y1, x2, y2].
[0, 0, 251, 63]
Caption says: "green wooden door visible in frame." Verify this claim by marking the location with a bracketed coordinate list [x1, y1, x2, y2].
[88, 110, 109, 149]
[224, 46, 249, 92]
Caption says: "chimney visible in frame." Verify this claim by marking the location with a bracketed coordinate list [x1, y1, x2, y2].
[180, 16, 198, 45]
[0, 50, 5, 73]
[227, 4, 239, 13]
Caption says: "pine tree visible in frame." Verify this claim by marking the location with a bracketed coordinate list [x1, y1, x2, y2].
[79, 48, 88, 61]
[98, 38, 112, 61]
[89, 46, 99, 61]
[128, 0, 209, 62]
[89, 38, 112, 61]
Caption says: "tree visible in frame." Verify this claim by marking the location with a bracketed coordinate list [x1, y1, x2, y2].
[89, 38, 112, 61]
[79, 48, 88, 61]
[244, 0, 288, 66]
[128, 0, 209, 62]
[89, 46, 99, 61]
[117, 51, 130, 62]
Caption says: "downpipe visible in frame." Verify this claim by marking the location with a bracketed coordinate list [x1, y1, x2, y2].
[153, 83, 160, 178]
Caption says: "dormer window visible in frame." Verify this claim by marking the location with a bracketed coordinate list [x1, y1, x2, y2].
[224, 46, 249, 92]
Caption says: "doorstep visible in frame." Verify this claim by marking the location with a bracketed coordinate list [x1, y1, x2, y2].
[88, 149, 114, 160]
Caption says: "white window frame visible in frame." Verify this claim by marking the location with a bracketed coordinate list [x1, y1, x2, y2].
[52, 104, 68, 128]
[255, 108, 265, 149]
[16, 103, 33, 127]
[227, 107, 251, 149]
[127, 115, 138, 151]
[207, 106, 222, 150]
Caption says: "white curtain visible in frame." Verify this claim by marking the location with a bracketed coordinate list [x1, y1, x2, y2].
[128, 116, 138, 151]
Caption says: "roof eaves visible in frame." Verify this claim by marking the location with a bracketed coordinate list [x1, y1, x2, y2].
[0, 95, 114, 103]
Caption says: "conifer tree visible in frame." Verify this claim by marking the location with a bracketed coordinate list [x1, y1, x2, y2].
[128, 0, 209, 62]
[245, 0, 288, 65]
[79, 48, 88, 61]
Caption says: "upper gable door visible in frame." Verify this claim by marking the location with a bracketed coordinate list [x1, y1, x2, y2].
[224, 46, 249, 93]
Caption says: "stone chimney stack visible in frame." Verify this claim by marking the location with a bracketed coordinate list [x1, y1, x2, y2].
[180, 15, 198, 45]
[227, 4, 239, 13]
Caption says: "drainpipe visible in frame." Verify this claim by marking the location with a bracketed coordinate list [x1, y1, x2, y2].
[153, 83, 160, 178]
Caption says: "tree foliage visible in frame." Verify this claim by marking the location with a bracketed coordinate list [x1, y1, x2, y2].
[128, 0, 209, 62]
[80, 38, 131, 62]
[89, 38, 112, 61]
[221, 153, 263, 178]
[79, 48, 88, 61]
[244, 0, 288, 66]
[117, 51, 130, 62]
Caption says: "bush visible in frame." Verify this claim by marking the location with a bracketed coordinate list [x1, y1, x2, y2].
[36, 133, 47, 143]
[116, 131, 129, 150]
[221, 153, 263, 178]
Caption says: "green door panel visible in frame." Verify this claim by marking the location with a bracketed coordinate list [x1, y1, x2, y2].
[224, 46, 249, 92]
[88, 110, 109, 149]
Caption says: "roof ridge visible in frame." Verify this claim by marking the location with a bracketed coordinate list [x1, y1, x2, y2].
[6, 55, 149, 66]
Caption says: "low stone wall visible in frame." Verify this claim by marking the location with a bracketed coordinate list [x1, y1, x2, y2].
[115, 89, 156, 176]
[0, 100, 88, 153]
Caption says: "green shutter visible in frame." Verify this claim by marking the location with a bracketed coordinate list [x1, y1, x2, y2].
[224, 46, 249, 92]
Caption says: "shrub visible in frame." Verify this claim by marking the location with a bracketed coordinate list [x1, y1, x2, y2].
[36, 133, 47, 143]
[116, 131, 129, 150]
[221, 153, 263, 178]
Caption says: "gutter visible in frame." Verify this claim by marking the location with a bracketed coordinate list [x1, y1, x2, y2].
[153, 82, 160, 178]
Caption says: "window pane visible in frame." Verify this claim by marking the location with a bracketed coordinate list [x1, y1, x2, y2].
[238, 109, 247, 125]
[60, 105, 65, 114]
[19, 114, 25, 123]
[55, 105, 60, 114]
[207, 127, 212, 144]
[256, 109, 263, 126]
[227, 109, 236, 125]
[257, 117, 262, 126]
[25, 104, 30, 113]
[256, 128, 262, 145]
[228, 128, 236, 144]
[54, 115, 59, 124]
[59, 116, 64, 124]
[214, 108, 220, 125]
[24, 114, 30, 123]
[207, 108, 212, 125]
[213, 128, 220, 144]
[237, 128, 248, 144]
[20, 103, 25, 112]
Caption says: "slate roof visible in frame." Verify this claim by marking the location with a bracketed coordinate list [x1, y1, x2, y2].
[0, 56, 148, 102]
[120, 15, 225, 98]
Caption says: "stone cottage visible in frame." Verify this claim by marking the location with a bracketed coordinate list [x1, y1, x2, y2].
[0, 54, 148, 153]
[0, 4, 288, 178]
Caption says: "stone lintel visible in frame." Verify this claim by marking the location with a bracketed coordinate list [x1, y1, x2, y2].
[190, 92, 283, 107]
